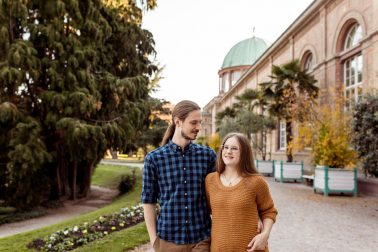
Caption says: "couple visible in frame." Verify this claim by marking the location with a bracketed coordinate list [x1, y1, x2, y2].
[142, 100, 277, 252]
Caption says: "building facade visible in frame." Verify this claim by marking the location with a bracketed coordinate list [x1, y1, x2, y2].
[203, 0, 378, 168]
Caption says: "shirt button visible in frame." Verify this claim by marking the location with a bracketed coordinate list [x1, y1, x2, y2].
[183, 167, 186, 170]
[184, 193, 187, 196]
[184, 180, 187, 184]
[182, 155, 185, 157]
[185, 206, 188, 209]
[185, 220, 188, 223]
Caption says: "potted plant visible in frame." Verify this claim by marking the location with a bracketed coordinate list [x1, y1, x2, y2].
[309, 91, 358, 196]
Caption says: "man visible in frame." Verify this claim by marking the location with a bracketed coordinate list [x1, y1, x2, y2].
[141, 100, 216, 252]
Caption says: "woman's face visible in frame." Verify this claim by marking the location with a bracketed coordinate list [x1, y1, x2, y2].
[222, 136, 241, 168]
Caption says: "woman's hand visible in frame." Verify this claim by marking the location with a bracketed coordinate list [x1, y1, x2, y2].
[257, 218, 263, 233]
[247, 233, 268, 251]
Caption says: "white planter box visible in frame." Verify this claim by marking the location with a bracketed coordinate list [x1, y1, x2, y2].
[255, 160, 274, 176]
[314, 165, 358, 196]
[274, 161, 304, 182]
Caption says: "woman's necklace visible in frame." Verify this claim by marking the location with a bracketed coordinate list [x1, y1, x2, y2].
[221, 173, 240, 186]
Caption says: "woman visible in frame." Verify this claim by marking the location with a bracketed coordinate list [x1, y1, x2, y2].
[205, 133, 277, 252]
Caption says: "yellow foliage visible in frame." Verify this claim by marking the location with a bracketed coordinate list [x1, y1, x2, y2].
[294, 88, 357, 168]
[208, 133, 221, 153]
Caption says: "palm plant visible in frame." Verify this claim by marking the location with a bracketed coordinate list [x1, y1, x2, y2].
[261, 59, 319, 162]
[235, 89, 275, 160]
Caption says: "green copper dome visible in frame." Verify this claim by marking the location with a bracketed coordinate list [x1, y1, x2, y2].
[221, 37, 269, 69]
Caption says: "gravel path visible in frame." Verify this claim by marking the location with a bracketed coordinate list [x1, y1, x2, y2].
[128, 177, 378, 252]
[0, 186, 118, 238]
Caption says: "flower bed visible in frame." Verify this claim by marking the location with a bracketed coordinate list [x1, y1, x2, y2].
[27, 204, 145, 251]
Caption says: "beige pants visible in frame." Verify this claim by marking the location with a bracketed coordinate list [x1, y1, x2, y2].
[153, 237, 210, 252]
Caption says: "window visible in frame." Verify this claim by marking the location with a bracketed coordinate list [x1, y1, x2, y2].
[231, 71, 241, 86]
[304, 53, 313, 72]
[343, 23, 363, 110]
[222, 73, 229, 92]
[344, 23, 362, 50]
[279, 121, 286, 150]
[344, 54, 363, 109]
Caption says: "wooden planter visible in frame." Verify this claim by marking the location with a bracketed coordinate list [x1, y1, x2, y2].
[254, 160, 274, 176]
[314, 165, 358, 196]
[274, 161, 304, 182]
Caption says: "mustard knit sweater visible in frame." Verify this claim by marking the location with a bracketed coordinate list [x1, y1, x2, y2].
[205, 172, 277, 252]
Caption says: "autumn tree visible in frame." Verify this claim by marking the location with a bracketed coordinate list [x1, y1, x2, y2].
[295, 88, 357, 168]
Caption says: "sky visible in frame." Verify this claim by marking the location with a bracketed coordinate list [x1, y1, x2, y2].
[142, 0, 314, 108]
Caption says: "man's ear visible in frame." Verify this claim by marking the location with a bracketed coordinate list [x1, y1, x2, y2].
[174, 117, 181, 127]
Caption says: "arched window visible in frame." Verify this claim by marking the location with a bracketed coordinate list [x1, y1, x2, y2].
[304, 53, 313, 72]
[343, 23, 363, 110]
[344, 23, 362, 50]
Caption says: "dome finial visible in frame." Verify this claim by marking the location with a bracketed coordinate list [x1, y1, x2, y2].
[252, 26, 255, 38]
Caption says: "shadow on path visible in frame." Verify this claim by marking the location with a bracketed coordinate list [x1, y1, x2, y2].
[0, 186, 118, 238]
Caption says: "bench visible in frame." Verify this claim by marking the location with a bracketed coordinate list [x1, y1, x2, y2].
[302, 175, 314, 186]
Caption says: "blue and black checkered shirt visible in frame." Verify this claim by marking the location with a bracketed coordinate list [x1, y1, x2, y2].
[141, 140, 216, 244]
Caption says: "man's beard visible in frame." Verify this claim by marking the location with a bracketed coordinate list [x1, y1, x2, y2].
[181, 130, 199, 140]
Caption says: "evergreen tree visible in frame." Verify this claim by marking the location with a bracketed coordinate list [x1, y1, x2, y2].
[129, 97, 171, 156]
[0, 0, 157, 208]
[353, 94, 378, 177]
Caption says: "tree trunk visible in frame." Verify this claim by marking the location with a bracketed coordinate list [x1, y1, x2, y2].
[286, 120, 293, 162]
[81, 161, 94, 197]
[71, 161, 77, 200]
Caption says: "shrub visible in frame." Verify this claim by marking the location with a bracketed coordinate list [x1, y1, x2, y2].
[295, 89, 357, 168]
[118, 170, 136, 195]
[353, 94, 378, 177]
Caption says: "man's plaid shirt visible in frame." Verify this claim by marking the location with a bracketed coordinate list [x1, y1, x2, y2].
[141, 140, 216, 244]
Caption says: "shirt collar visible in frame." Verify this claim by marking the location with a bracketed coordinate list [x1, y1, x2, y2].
[168, 139, 195, 153]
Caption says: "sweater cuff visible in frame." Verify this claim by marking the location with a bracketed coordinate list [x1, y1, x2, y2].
[261, 213, 277, 223]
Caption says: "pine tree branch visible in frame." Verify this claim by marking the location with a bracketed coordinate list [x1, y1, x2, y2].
[87, 117, 122, 123]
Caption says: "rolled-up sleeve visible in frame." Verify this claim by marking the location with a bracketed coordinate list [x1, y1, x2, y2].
[141, 153, 159, 203]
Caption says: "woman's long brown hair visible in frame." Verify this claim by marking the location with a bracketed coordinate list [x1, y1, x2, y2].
[216, 132, 258, 176]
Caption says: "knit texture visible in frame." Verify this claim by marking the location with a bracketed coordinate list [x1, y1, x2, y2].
[205, 172, 277, 252]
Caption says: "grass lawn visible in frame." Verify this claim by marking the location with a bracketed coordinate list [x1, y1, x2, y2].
[92, 164, 138, 189]
[0, 166, 149, 252]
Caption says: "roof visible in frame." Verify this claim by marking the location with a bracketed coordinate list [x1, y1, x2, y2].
[221, 36, 269, 69]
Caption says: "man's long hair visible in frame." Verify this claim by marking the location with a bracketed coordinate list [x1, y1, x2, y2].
[161, 100, 200, 146]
